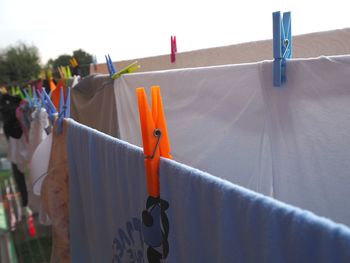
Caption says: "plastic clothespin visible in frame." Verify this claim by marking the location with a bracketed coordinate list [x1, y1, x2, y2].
[11, 86, 16, 96]
[105, 55, 112, 76]
[66, 66, 72, 79]
[170, 36, 177, 63]
[273, 11, 292, 87]
[42, 89, 57, 119]
[23, 89, 33, 108]
[111, 61, 140, 80]
[28, 85, 32, 99]
[56, 86, 70, 134]
[70, 57, 78, 68]
[136, 86, 172, 197]
[105, 54, 117, 77]
[33, 86, 38, 106]
[16, 86, 25, 99]
[47, 69, 53, 80]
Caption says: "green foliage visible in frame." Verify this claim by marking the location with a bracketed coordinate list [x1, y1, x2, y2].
[49, 49, 93, 78]
[52, 54, 72, 69]
[73, 49, 93, 77]
[0, 42, 41, 85]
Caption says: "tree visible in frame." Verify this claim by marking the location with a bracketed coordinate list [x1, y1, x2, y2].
[73, 49, 93, 77]
[49, 49, 93, 78]
[0, 42, 41, 85]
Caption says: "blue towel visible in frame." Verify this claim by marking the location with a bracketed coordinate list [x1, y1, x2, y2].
[67, 119, 150, 263]
[159, 158, 350, 263]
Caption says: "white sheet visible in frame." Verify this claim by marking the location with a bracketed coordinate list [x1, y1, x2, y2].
[114, 55, 350, 226]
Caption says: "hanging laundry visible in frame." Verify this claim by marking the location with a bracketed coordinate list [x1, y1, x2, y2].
[258, 56, 350, 226]
[0, 94, 23, 139]
[0, 93, 29, 207]
[67, 119, 150, 263]
[28, 108, 49, 160]
[159, 158, 350, 262]
[16, 100, 32, 142]
[114, 55, 350, 227]
[51, 79, 65, 111]
[70, 74, 119, 137]
[41, 120, 70, 263]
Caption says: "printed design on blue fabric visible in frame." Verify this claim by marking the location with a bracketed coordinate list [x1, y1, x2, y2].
[112, 217, 145, 263]
[142, 196, 170, 263]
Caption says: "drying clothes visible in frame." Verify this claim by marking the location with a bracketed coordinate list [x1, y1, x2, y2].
[16, 100, 32, 142]
[0, 94, 23, 139]
[70, 74, 119, 138]
[41, 120, 70, 263]
[115, 63, 270, 193]
[7, 135, 29, 173]
[159, 158, 350, 263]
[114, 55, 350, 226]
[28, 108, 49, 160]
[67, 119, 150, 263]
[30, 133, 52, 195]
[258, 56, 350, 226]
[11, 162, 28, 207]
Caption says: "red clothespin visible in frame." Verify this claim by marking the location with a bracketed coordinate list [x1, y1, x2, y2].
[137, 86, 172, 197]
[170, 36, 177, 63]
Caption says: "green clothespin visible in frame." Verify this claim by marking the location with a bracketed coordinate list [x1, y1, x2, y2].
[16, 86, 25, 99]
[111, 61, 140, 80]
[19, 88, 25, 100]
[11, 86, 16, 95]
[66, 66, 72, 79]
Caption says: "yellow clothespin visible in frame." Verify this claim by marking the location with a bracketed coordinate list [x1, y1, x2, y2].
[0, 86, 7, 94]
[112, 61, 140, 80]
[47, 69, 53, 80]
[66, 66, 72, 79]
[57, 67, 64, 79]
[70, 57, 78, 68]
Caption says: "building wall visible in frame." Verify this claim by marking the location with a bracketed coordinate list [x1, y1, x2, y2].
[90, 28, 350, 74]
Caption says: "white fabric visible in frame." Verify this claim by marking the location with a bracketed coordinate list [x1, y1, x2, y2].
[28, 108, 49, 161]
[259, 56, 350, 227]
[114, 55, 350, 226]
[7, 135, 29, 173]
[29, 133, 52, 195]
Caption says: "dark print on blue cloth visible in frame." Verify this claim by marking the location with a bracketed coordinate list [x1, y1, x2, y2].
[142, 196, 169, 263]
[112, 217, 145, 263]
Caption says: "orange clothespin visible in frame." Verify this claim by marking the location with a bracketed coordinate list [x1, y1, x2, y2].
[137, 86, 172, 197]
[51, 79, 66, 111]
[49, 79, 57, 92]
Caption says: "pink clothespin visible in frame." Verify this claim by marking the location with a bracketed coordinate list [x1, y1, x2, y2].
[170, 36, 177, 63]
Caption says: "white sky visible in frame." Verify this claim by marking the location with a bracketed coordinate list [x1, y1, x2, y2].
[0, 0, 349, 65]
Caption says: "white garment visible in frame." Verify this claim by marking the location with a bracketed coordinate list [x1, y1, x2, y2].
[7, 135, 29, 173]
[259, 56, 350, 227]
[30, 133, 52, 195]
[114, 55, 350, 226]
[28, 108, 49, 161]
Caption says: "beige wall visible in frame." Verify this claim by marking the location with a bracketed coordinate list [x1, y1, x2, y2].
[90, 28, 350, 74]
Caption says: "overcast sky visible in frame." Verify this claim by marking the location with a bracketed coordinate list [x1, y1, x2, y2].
[0, 0, 349, 64]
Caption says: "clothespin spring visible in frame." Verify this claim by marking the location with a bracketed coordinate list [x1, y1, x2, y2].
[144, 129, 162, 159]
[282, 39, 289, 58]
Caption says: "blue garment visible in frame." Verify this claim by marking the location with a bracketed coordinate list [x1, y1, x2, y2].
[67, 119, 149, 263]
[159, 158, 350, 263]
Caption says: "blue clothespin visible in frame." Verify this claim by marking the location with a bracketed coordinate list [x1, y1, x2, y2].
[105, 54, 117, 77]
[42, 89, 57, 121]
[23, 89, 33, 108]
[273, 11, 292, 87]
[56, 87, 71, 134]
[40, 91, 51, 117]
[105, 55, 112, 76]
[33, 87, 38, 106]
